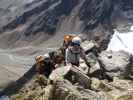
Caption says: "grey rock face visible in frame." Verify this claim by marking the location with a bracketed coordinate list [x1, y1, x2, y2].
[3, 49, 133, 100]
[1, 0, 79, 34]
[81, 40, 99, 54]
[79, 0, 113, 30]
[99, 50, 133, 79]
[49, 65, 91, 89]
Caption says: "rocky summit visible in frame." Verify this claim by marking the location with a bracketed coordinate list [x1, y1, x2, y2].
[0, 0, 133, 100]
[0, 40, 132, 100]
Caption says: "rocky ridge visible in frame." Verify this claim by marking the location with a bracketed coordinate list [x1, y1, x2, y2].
[0, 0, 133, 99]
[1, 40, 133, 100]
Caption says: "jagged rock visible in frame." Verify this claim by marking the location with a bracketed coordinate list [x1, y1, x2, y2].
[8, 59, 133, 100]
[105, 77, 133, 100]
[84, 52, 102, 78]
[51, 79, 108, 100]
[81, 40, 99, 55]
[11, 74, 48, 100]
[91, 78, 102, 91]
[49, 65, 71, 81]
[110, 77, 132, 90]
[86, 53, 98, 68]
[81, 41, 96, 53]
[1, 0, 133, 100]
[107, 89, 133, 100]
[90, 77, 133, 100]
[79, 58, 89, 74]
[11, 76, 133, 100]
[49, 65, 91, 89]
[89, 61, 101, 74]
[70, 66, 91, 88]
[99, 50, 133, 79]
[90, 78, 114, 92]
[11, 77, 53, 100]
[81, 41, 100, 73]
[41, 84, 54, 100]
[87, 53, 101, 75]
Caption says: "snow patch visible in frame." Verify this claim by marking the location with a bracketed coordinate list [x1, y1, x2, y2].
[130, 26, 133, 31]
[107, 26, 133, 54]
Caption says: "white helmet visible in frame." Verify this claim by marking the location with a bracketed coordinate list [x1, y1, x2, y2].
[72, 36, 82, 45]
[35, 55, 44, 62]
[44, 53, 50, 58]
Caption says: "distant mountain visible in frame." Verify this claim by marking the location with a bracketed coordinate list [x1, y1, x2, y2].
[0, 0, 133, 50]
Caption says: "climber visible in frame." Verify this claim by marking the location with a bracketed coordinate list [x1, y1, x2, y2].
[49, 50, 65, 68]
[63, 35, 75, 48]
[65, 36, 91, 67]
[35, 54, 55, 78]
[59, 34, 76, 65]
[60, 35, 75, 55]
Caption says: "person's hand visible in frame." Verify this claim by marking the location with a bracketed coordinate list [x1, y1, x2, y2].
[66, 63, 72, 66]
[55, 64, 59, 68]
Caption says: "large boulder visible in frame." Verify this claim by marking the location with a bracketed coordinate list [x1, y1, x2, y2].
[79, 58, 89, 74]
[86, 53, 101, 74]
[49, 65, 91, 89]
[81, 40, 102, 78]
[99, 50, 133, 79]
[81, 40, 99, 55]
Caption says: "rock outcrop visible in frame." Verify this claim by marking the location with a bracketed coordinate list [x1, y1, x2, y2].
[10, 64, 133, 100]
[0, 41, 131, 100]
[0, 0, 133, 99]
[99, 50, 133, 79]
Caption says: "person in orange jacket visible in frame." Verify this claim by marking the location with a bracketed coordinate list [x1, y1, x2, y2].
[35, 54, 55, 78]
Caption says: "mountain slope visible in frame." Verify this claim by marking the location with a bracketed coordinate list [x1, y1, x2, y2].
[0, 0, 133, 50]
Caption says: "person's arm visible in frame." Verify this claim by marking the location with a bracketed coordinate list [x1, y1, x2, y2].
[65, 48, 71, 66]
[80, 48, 91, 68]
[65, 48, 69, 65]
